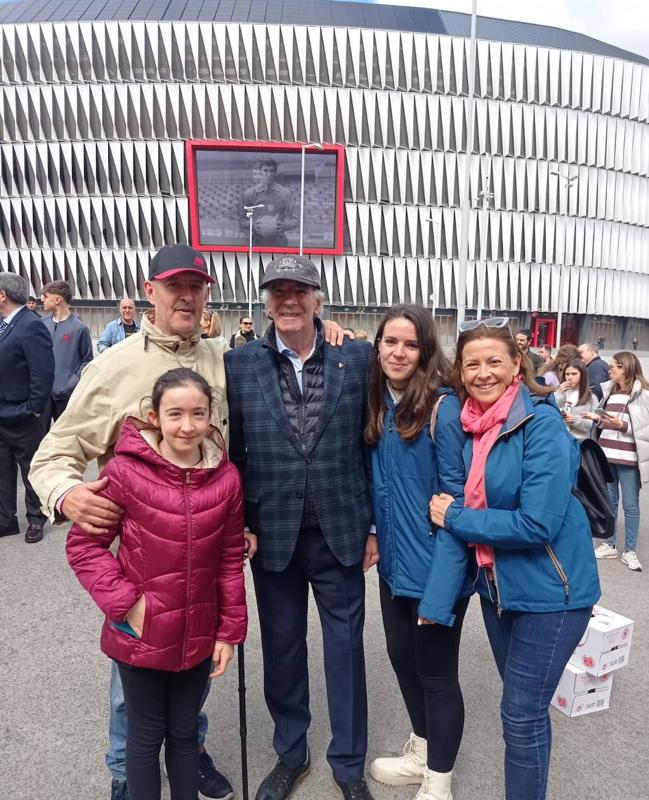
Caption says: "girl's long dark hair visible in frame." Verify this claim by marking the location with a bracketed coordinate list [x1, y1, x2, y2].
[365, 304, 450, 444]
[151, 367, 213, 414]
[563, 359, 592, 406]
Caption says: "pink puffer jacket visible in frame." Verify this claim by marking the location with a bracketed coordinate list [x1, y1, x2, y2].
[66, 417, 247, 671]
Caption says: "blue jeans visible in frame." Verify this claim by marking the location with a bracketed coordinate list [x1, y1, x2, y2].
[481, 598, 592, 800]
[606, 463, 641, 552]
[106, 659, 210, 782]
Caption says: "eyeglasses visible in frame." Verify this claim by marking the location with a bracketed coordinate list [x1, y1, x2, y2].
[458, 316, 511, 334]
[242, 321, 253, 326]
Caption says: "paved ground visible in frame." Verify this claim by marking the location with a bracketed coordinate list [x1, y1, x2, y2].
[1, 449, 647, 800]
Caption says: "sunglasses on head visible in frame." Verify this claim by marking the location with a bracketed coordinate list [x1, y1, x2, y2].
[458, 316, 512, 334]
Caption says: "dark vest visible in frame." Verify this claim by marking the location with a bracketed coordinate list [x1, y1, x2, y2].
[273, 329, 325, 528]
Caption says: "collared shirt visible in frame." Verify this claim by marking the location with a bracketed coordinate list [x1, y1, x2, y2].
[274, 329, 318, 393]
[2, 304, 25, 325]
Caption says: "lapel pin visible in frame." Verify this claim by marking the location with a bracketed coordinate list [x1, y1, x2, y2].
[338, 362, 343, 368]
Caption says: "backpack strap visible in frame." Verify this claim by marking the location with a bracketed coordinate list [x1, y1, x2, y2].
[429, 394, 446, 443]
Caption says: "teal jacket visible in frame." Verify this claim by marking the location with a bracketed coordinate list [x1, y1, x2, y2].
[443, 386, 601, 614]
[371, 389, 473, 626]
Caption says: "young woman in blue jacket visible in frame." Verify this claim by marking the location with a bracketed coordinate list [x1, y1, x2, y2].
[364, 305, 471, 800]
[429, 319, 600, 800]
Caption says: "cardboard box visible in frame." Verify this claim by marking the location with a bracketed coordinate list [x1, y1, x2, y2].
[551, 663, 613, 717]
[569, 604, 633, 677]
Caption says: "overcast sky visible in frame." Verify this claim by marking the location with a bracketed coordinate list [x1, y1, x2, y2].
[370, 0, 649, 60]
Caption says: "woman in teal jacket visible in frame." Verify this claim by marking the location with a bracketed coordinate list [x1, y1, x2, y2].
[365, 305, 471, 800]
[430, 319, 600, 800]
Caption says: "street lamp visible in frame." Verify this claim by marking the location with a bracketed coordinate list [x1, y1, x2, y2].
[425, 213, 441, 319]
[456, 0, 479, 330]
[476, 172, 494, 321]
[550, 169, 579, 348]
[244, 203, 265, 320]
[299, 142, 324, 255]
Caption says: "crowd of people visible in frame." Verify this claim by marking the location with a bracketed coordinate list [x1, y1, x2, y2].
[0, 247, 646, 800]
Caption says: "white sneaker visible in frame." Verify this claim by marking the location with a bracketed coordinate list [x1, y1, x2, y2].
[621, 551, 642, 571]
[414, 767, 453, 800]
[594, 543, 618, 559]
[370, 733, 427, 786]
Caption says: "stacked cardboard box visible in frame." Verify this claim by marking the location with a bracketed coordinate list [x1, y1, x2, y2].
[551, 605, 634, 718]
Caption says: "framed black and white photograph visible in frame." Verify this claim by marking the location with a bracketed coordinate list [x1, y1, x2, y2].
[187, 140, 345, 255]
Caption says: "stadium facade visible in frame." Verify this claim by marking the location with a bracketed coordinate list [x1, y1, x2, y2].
[1, 0, 648, 345]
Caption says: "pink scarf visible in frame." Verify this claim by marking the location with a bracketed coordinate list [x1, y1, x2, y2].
[460, 376, 522, 568]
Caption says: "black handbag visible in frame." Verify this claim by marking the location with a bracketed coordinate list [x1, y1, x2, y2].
[572, 438, 615, 539]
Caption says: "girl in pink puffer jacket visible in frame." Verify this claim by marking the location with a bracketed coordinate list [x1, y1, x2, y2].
[67, 367, 247, 800]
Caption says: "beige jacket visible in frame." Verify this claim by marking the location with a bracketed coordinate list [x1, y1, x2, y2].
[30, 311, 229, 522]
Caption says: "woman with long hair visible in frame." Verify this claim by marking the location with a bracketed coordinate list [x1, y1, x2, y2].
[583, 351, 649, 571]
[554, 358, 599, 440]
[200, 310, 223, 339]
[539, 343, 580, 387]
[365, 305, 471, 800]
[429, 318, 600, 800]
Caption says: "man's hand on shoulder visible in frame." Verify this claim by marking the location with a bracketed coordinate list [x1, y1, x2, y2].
[62, 477, 123, 535]
[322, 320, 348, 347]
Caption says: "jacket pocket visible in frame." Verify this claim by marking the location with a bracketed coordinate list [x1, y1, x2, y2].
[545, 546, 570, 605]
[139, 595, 151, 642]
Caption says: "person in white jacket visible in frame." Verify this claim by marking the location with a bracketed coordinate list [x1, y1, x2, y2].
[554, 359, 598, 441]
[582, 351, 649, 572]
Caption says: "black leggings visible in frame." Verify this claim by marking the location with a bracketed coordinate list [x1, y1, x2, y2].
[117, 657, 212, 800]
[379, 579, 470, 773]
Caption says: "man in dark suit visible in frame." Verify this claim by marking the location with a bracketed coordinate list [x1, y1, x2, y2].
[0, 273, 54, 543]
[225, 256, 375, 800]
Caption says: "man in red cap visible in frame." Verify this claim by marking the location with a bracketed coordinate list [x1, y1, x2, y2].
[30, 244, 234, 800]
[30, 244, 345, 800]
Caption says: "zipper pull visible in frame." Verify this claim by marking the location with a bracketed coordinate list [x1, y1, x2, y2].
[564, 583, 570, 604]
[186, 470, 191, 484]
[497, 602, 503, 618]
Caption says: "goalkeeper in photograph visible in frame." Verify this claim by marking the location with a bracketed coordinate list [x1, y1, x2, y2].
[239, 158, 299, 247]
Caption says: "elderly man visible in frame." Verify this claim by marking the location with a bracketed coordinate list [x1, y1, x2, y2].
[225, 255, 375, 800]
[0, 273, 54, 543]
[578, 342, 610, 400]
[97, 298, 140, 352]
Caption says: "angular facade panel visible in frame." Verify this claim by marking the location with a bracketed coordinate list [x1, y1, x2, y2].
[0, 15, 648, 336]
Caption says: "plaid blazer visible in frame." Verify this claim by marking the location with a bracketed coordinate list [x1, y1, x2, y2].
[224, 327, 373, 572]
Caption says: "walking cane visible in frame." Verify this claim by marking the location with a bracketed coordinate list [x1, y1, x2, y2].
[238, 643, 249, 800]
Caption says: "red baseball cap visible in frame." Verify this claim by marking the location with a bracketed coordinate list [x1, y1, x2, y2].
[148, 244, 215, 284]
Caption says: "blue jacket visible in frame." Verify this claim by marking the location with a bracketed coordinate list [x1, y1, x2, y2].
[443, 386, 601, 614]
[372, 389, 472, 625]
[97, 318, 140, 352]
